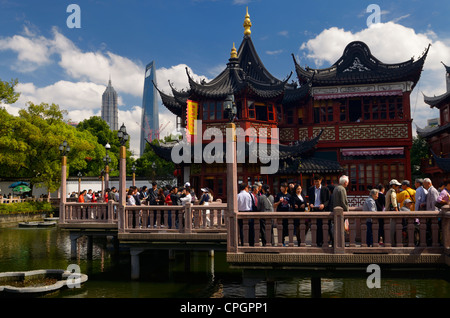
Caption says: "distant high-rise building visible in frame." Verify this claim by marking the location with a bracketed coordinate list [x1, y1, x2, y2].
[140, 61, 159, 156]
[101, 78, 119, 131]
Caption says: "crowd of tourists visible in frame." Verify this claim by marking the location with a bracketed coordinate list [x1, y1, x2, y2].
[236, 175, 447, 247]
[69, 175, 447, 245]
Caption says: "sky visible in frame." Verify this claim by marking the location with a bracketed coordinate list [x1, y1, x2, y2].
[1, 0, 450, 157]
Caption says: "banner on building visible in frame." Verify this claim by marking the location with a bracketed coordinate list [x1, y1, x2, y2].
[186, 100, 198, 143]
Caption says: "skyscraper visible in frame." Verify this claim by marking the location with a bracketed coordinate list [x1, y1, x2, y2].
[101, 78, 119, 131]
[140, 61, 159, 156]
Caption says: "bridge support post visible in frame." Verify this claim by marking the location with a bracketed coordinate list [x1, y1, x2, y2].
[69, 232, 82, 259]
[311, 276, 321, 298]
[130, 248, 144, 280]
[87, 235, 93, 259]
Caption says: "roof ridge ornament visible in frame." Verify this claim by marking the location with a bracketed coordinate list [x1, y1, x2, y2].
[243, 6, 252, 36]
[230, 42, 237, 59]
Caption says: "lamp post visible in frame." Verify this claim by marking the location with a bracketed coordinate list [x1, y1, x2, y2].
[117, 124, 128, 232]
[103, 143, 111, 193]
[132, 164, 136, 187]
[224, 94, 238, 252]
[77, 171, 82, 196]
[152, 162, 156, 182]
[59, 140, 70, 223]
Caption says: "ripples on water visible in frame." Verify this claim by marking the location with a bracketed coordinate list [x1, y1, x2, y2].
[0, 226, 449, 298]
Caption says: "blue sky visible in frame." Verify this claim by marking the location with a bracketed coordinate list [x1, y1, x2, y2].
[1, 0, 450, 155]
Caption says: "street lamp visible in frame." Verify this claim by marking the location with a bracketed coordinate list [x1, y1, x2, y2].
[59, 140, 71, 156]
[59, 140, 70, 223]
[117, 124, 128, 231]
[151, 162, 156, 182]
[77, 171, 82, 195]
[131, 164, 136, 186]
[103, 143, 112, 196]
[117, 124, 129, 146]
[224, 94, 237, 123]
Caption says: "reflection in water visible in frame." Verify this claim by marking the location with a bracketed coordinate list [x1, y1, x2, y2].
[0, 226, 449, 298]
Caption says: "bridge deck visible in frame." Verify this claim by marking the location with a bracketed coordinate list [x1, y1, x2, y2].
[58, 202, 450, 267]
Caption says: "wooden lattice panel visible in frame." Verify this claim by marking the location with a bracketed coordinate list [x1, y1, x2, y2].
[280, 128, 294, 141]
[339, 123, 408, 140]
[313, 127, 335, 141]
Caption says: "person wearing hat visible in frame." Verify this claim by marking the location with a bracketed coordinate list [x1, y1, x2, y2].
[397, 180, 416, 211]
[400, 198, 413, 211]
[385, 179, 401, 211]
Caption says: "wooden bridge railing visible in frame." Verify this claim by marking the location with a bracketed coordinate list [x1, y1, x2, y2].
[229, 206, 450, 255]
[119, 203, 228, 234]
[60, 201, 118, 223]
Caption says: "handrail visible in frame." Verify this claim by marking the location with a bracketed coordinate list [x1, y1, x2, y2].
[229, 207, 448, 254]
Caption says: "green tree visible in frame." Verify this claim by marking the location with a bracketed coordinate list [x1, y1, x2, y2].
[0, 102, 103, 192]
[0, 78, 20, 105]
[76, 116, 133, 177]
[411, 135, 430, 179]
[134, 139, 175, 180]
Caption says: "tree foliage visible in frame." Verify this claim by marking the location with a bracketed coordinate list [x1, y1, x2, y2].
[0, 78, 20, 105]
[411, 135, 430, 179]
[0, 102, 103, 192]
[134, 139, 175, 180]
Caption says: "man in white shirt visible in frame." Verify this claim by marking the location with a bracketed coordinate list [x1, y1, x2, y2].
[85, 189, 93, 202]
[237, 183, 252, 212]
[180, 188, 192, 206]
[237, 183, 253, 246]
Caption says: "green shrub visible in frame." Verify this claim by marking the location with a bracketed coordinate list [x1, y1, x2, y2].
[0, 201, 53, 214]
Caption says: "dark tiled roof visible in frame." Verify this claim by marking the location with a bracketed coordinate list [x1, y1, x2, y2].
[423, 64, 450, 108]
[423, 91, 450, 108]
[293, 41, 429, 88]
[187, 36, 292, 100]
[431, 150, 450, 173]
[416, 122, 450, 139]
[152, 81, 186, 117]
[147, 129, 323, 162]
[278, 156, 343, 174]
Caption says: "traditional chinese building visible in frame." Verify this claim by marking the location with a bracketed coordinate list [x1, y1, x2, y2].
[418, 63, 450, 184]
[150, 8, 428, 204]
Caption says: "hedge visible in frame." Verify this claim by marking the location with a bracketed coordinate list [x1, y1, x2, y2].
[0, 201, 54, 214]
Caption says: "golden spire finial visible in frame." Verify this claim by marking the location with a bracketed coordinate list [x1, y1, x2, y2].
[230, 42, 237, 59]
[243, 6, 252, 36]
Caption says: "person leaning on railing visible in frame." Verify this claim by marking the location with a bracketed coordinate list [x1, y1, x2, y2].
[362, 188, 379, 247]
[256, 184, 274, 246]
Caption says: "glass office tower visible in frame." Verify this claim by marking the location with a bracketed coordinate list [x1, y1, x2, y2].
[140, 61, 159, 156]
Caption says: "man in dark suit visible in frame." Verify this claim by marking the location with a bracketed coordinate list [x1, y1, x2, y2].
[307, 175, 331, 246]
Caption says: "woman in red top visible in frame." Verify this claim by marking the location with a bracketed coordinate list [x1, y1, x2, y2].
[78, 190, 86, 203]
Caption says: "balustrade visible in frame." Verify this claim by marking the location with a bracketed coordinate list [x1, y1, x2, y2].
[229, 207, 449, 255]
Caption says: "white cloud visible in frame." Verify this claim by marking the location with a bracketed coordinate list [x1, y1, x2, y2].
[0, 33, 51, 72]
[298, 21, 450, 131]
[266, 49, 283, 56]
[0, 25, 211, 157]
[16, 81, 109, 110]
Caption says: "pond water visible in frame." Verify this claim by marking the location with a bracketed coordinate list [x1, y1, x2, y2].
[0, 226, 449, 299]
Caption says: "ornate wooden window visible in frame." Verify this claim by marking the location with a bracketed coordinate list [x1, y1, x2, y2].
[247, 100, 276, 122]
[343, 161, 406, 193]
[202, 101, 224, 121]
[314, 100, 334, 123]
[337, 96, 405, 123]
